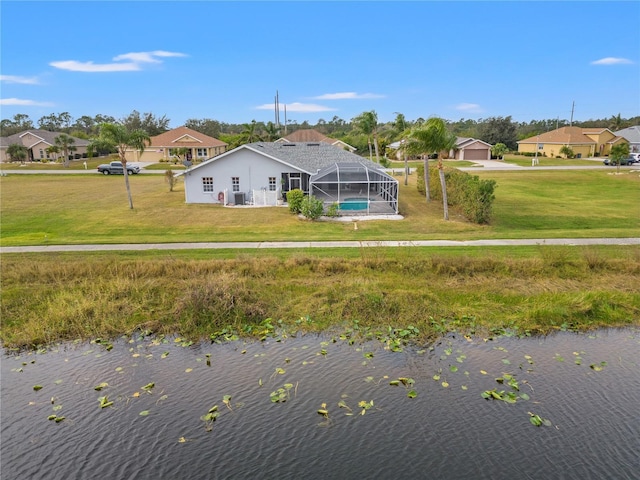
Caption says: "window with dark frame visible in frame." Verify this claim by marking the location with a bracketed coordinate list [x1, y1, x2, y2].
[268, 177, 277, 191]
[232, 177, 240, 192]
[202, 177, 214, 192]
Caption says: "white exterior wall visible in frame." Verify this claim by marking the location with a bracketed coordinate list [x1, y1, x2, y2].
[183, 149, 301, 204]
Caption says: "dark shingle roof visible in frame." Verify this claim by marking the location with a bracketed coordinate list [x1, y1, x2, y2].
[244, 142, 380, 174]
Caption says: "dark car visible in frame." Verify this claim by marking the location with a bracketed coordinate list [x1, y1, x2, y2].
[603, 157, 635, 166]
[97, 161, 140, 175]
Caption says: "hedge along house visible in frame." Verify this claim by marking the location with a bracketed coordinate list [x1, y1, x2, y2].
[181, 142, 399, 215]
[517, 126, 628, 158]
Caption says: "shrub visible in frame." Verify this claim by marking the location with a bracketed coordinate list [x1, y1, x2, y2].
[300, 196, 324, 220]
[325, 202, 339, 217]
[416, 164, 497, 224]
[286, 189, 304, 213]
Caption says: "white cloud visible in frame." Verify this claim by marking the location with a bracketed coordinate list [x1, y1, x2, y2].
[590, 57, 634, 65]
[455, 103, 483, 113]
[256, 102, 336, 113]
[50, 51, 188, 72]
[49, 60, 141, 72]
[0, 98, 54, 106]
[113, 50, 188, 63]
[313, 92, 385, 100]
[0, 75, 39, 85]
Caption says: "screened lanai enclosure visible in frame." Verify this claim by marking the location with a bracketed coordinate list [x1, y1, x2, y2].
[309, 162, 399, 215]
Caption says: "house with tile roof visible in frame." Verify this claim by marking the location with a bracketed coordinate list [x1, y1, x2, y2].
[0, 130, 90, 163]
[517, 126, 628, 158]
[181, 142, 398, 214]
[276, 129, 356, 153]
[613, 126, 640, 154]
[124, 126, 227, 163]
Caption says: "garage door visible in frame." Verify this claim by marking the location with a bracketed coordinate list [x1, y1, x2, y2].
[463, 149, 489, 160]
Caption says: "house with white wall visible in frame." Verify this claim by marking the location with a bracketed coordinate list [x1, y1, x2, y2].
[181, 142, 398, 214]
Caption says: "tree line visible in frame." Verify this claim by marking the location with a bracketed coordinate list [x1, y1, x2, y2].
[2, 110, 638, 155]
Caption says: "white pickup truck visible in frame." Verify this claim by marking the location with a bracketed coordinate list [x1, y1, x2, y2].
[97, 161, 140, 175]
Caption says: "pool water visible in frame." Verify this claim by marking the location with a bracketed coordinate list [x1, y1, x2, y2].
[339, 198, 368, 210]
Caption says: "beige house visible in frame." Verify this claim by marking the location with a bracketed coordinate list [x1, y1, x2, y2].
[276, 129, 356, 152]
[451, 137, 492, 160]
[0, 130, 90, 163]
[517, 126, 628, 158]
[125, 126, 227, 163]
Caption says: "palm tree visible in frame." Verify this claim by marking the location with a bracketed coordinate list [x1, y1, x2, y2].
[241, 120, 259, 143]
[54, 133, 77, 168]
[353, 111, 380, 162]
[6, 143, 28, 164]
[491, 143, 508, 160]
[407, 117, 457, 220]
[89, 123, 150, 209]
[262, 121, 280, 141]
[609, 143, 630, 174]
[45, 145, 60, 163]
[609, 113, 624, 132]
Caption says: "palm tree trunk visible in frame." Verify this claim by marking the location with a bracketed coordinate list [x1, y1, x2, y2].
[404, 150, 408, 186]
[373, 134, 380, 163]
[438, 160, 448, 220]
[423, 155, 431, 202]
[124, 170, 134, 209]
[367, 137, 373, 161]
[120, 154, 134, 209]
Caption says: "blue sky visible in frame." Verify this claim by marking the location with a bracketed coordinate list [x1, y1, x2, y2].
[1, 1, 639, 129]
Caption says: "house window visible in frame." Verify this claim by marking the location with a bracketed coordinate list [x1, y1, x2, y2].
[232, 177, 240, 192]
[39, 149, 44, 159]
[202, 177, 214, 192]
[538, 144, 544, 150]
[197, 148, 208, 157]
[268, 177, 277, 191]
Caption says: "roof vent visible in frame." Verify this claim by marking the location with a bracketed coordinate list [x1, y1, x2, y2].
[282, 143, 296, 147]
[306, 143, 320, 146]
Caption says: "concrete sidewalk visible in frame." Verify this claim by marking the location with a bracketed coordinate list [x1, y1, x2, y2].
[2, 238, 638, 253]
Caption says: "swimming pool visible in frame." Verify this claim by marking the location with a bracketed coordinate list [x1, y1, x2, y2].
[339, 198, 368, 210]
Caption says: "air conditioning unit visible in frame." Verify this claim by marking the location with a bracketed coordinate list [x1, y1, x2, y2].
[234, 192, 245, 205]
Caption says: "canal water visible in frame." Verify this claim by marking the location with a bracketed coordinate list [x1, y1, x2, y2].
[2, 328, 638, 479]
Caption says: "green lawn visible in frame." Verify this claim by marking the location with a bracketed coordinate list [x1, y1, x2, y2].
[501, 154, 601, 167]
[1, 168, 638, 246]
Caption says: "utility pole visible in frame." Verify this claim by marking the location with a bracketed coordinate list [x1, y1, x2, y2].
[570, 101, 575, 126]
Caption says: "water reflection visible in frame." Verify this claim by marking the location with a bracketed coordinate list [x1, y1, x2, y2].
[2, 328, 639, 479]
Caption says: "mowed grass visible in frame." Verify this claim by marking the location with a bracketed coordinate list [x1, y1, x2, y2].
[1, 168, 639, 246]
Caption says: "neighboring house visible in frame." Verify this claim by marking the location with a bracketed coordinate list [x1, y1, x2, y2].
[388, 137, 491, 161]
[613, 126, 640, 154]
[276, 129, 356, 153]
[125, 126, 227, 163]
[0, 130, 90, 163]
[451, 137, 492, 160]
[181, 142, 398, 215]
[517, 126, 628, 158]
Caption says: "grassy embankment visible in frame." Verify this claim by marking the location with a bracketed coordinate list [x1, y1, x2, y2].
[1, 169, 639, 348]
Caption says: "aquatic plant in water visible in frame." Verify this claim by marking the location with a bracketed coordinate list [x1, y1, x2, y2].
[270, 384, 294, 403]
[201, 405, 219, 431]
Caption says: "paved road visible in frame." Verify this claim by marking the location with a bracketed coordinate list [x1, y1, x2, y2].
[2, 238, 638, 253]
[3, 159, 638, 175]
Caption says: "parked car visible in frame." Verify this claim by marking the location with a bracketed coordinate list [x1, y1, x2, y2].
[629, 153, 640, 161]
[603, 157, 635, 166]
[97, 161, 140, 175]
